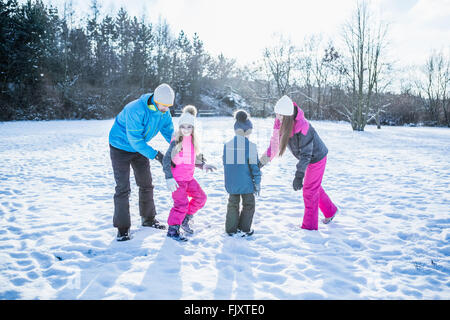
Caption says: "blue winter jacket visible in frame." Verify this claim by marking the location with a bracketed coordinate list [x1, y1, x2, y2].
[223, 135, 261, 195]
[109, 93, 174, 159]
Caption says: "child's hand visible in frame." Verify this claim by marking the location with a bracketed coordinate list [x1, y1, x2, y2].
[258, 154, 270, 169]
[254, 184, 261, 197]
[166, 178, 179, 192]
[203, 164, 217, 173]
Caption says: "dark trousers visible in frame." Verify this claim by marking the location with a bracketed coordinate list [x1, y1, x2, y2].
[110, 144, 156, 229]
[226, 194, 255, 233]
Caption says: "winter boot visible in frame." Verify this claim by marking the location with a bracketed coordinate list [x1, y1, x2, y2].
[117, 227, 131, 242]
[167, 225, 188, 242]
[181, 214, 194, 234]
[142, 217, 166, 230]
[239, 229, 254, 237]
[323, 209, 338, 224]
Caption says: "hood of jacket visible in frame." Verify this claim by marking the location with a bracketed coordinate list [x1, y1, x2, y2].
[292, 102, 309, 136]
[273, 102, 309, 137]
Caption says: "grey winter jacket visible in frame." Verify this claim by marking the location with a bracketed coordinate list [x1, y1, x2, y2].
[288, 124, 328, 178]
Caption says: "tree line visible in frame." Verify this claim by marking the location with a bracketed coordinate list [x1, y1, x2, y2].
[1, 0, 449, 130]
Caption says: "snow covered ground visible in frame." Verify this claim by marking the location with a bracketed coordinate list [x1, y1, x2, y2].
[0, 117, 449, 300]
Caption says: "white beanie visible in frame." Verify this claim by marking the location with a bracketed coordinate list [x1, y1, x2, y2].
[178, 105, 197, 127]
[274, 95, 294, 116]
[154, 83, 175, 106]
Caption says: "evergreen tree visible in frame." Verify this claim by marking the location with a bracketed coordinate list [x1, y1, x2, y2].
[171, 30, 192, 105]
[0, 0, 19, 119]
[153, 19, 173, 86]
[129, 17, 153, 89]
[115, 7, 131, 79]
[207, 53, 237, 81]
[188, 33, 206, 104]
[86, 0, 101, 86]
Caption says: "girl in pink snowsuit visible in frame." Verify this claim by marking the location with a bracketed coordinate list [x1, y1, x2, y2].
[259, 96, 338, 230]
[162, 105, 216, 241]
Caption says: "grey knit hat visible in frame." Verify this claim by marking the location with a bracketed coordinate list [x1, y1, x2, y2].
[154, 83, 175, 106]
[178, 105, 197, 127]
[234, 110, 253, 132]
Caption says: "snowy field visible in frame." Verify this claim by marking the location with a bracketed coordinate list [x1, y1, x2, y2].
[0, 117, 449, 300]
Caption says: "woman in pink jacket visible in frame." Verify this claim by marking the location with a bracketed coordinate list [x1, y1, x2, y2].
[162, 105, 216, 241]
[259, 96, 338, 230]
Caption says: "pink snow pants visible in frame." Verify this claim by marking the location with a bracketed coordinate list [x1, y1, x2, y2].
[167, 179, 207, 226]
[301, 156, 337, 230]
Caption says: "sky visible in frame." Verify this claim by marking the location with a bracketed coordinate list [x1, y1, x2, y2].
[41, 0, 450, 68]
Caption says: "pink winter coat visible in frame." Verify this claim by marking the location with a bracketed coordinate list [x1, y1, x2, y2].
[265, 102, 310, 159]
[163, 135, 197, 182]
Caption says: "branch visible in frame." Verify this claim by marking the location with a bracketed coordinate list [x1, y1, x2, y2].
[328, 104, 352, 122]
[366, 103, 391, 123]
[288, 90, 318, 104]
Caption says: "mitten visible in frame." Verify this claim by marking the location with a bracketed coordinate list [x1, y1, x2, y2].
[254, 184, 261, 196]
[166, 178, 179, 192]
[258, 154, 270, 169]
[293, 172, 304, 191]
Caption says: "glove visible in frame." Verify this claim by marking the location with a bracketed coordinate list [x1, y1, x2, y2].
[254, 184, 261, 197]
[258, 154, 270, 169]
[198, 154, 207, 164]
[293, 173, 304, 191]
[203, 164, 217, 173]
[154, 151, 164, 165]
[166, 178, 179, 192]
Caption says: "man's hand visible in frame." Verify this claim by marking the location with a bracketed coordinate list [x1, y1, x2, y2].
[154, 151, 164, 165]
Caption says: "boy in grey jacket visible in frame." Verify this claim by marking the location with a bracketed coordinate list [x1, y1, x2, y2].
[223, 110, 261, 236]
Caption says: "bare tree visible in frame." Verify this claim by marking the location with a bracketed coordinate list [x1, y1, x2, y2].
[262, 34, 297, 97]
[297, 36, 315, 118]
[340, 0, 389, 131]
[417, 50, 450, 126]
[238, 61, 277, 117]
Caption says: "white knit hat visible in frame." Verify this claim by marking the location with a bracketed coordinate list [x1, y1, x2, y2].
[154, 83, 175, 106]
[274, 95, 294, 116]
[178, 105, 197, 127]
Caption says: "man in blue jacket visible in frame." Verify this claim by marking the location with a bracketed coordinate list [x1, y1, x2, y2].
[223, 110, 261, 237]
[109, 83, 175, 241]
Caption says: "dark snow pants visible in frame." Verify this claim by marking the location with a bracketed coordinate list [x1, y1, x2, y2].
[110, 144, 156, 229]
[226, 193, 255, 234]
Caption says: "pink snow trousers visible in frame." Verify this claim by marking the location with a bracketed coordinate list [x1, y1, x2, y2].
[301, 156, 337, 230]
[167, 178, 207, 226]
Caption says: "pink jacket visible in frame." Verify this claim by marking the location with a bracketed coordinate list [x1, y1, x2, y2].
[170, 135, 196, 182]
[265, 102, 309, 159]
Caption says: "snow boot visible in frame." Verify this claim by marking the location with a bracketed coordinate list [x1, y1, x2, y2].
[117, 227, 131, 242]
[142, 217, 166, 230]
[181, 214, 194, 234]
[323, 209, 338, 224]
[167, 225, 188, 242]
[240, 229, 254, 237]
